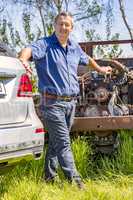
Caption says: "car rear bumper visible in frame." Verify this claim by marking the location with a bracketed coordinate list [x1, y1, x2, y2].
[0, 145, 43, 169]
[72, 115, 133, 131]
[0, 122, 44, 155]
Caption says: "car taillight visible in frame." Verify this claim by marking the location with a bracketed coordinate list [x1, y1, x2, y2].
[35, 128, 47, 134]
[17, 74, 32, 97]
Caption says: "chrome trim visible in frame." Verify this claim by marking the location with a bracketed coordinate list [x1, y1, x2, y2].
[0, 72, 16, 78]
[0, 140, 44, 153]
[0, 146, 44, 167]
[0, 123, 32, 129]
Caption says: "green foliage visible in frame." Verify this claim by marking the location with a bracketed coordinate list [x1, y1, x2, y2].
[0, 0, 56, 49]
[1, 175, 133, 200]
[105, 0, 114, 39]
[100, 34, 123, 59]
[72, 136, 93, 178]
[116, 130, 133, 173]
[74, 0, 103, 23]
[31, 74, 38, 93]
[86, 29, 101, 41]
[1, 133, 133, 199]
[88, 131, 133, 179]
[23, 13, 35, 43]
[0, 18, 24, 49]
[0, 19, 9, 44]
[86, 30, 123, 59]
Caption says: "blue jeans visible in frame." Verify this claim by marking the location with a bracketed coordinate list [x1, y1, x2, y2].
[42, 99, 80, 181]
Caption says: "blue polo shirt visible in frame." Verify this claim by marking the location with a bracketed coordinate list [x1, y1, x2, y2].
[29, 33, 89, 96]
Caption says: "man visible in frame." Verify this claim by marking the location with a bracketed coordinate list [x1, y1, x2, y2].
[18, 11, 112, 189]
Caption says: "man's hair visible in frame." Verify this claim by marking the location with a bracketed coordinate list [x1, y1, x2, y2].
[54, 11, 73, 26]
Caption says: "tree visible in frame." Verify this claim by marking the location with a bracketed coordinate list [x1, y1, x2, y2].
[105, 0, 114, 40]
[118, 0, 133, 48]
[53, 0, 70, 13]
[1, 0, 130, 53]
[1, 0, 103, 46]
[86, 30, 122, 59]
[0, 19, 9, 44]
[73, 0, 103, 23]
[11, 0, 56, 36]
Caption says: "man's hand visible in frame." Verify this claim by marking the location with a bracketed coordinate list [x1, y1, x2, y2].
[18, 47, 33, 76]
[99, 66, 112, 75]
[19, 60, 33, 76]
[89, 57, 112, 75]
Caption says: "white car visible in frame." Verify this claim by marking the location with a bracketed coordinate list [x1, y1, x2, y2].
[0, 44, 45, 171]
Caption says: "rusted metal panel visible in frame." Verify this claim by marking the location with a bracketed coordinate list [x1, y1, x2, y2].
[79, 39, 133, 59]
[79, 39, 133, 46]
[96, 58, 133, 68]
[80, 44, 93, 57]
[111, 58, 133, 68]
[72, 116, 133, 131]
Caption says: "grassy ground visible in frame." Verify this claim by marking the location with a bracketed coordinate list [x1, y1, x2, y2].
[0, 130, 133, 200]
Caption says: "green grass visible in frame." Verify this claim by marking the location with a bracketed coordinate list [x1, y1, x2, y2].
[1, 131, 133, 200]
[1, 175, 133, 200]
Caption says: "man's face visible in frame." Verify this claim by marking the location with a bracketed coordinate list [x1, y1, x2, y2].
[54, 15, 73, 40]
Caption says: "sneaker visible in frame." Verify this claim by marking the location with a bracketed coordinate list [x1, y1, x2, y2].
[74, 179, 85, 190]
[44, 177, 55, 184]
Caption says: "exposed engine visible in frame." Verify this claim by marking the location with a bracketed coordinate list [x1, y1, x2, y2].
[75, 60, 133, 154]
[76, 60, 133, 117]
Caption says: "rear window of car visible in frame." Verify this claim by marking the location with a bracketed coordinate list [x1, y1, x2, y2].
[0, 43, 16, 57]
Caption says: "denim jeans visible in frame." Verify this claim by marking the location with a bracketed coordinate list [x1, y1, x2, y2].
[42, 99, 81, 181]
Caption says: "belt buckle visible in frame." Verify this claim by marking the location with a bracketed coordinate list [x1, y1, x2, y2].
[63, 96, 70, 101]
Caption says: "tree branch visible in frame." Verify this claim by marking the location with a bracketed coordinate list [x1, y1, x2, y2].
[118, 0, 133, 48]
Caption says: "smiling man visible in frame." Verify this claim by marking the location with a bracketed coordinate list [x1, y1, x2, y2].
[19, 11, 112, 189]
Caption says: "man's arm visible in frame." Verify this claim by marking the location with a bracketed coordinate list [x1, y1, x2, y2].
[18, 47, 32, 62]
[88, 57, 112, 74]
[18, 48, 33, 75]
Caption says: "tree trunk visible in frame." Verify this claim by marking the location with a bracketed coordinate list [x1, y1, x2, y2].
[36, 0, 47, 36]
[118, 0, 133, 48]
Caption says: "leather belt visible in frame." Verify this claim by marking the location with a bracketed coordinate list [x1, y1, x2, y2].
[43, 93, 77, 102]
